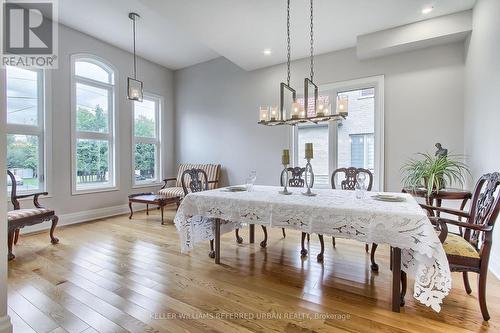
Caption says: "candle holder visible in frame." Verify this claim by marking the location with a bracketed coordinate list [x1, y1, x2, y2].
[302, 158, 316, 196]
[279, 164, 292, 195]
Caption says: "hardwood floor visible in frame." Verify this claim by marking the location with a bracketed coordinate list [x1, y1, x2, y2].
[7, 205, 500, 332]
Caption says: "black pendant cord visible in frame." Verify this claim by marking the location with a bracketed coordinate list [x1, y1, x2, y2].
[309, 0, 314, 82]
[286, 0, 291, 87]
[132, 15, 137, 80]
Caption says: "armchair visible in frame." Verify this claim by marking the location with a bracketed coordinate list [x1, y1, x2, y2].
[420, 172, 500, 321]
[159, 163, 221, 200]
[7, 170, 59, 260]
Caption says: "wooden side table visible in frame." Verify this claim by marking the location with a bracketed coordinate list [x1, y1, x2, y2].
[128, 192, 181, 224]
[402, 187, 472, 216]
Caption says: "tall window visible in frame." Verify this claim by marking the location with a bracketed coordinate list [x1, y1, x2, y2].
[293, 77, 384, 190]
[6, 66, 46, 193]
[71, 55, 117, 193]
[132, 95, 162, 186]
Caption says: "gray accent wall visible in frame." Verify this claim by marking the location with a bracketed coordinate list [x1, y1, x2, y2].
[15, 23, 176, 217]
[464, 0, 500, 277]
[175, 43, 466, 191]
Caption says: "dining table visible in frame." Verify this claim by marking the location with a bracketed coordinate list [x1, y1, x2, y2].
[174, 185, 452, 313]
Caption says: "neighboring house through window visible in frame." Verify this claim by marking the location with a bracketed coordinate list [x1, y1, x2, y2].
[292, 76, 384, 190]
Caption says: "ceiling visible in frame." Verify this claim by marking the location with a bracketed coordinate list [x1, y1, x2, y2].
[58, 0, 476, 71]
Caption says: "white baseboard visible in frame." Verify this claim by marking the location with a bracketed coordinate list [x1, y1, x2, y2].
[489, 253, 500, 280]
[0, 315, 12, 333]
[20, 203, 148, 235]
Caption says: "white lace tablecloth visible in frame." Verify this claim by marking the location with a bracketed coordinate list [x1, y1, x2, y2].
[174, 185, 451, 312]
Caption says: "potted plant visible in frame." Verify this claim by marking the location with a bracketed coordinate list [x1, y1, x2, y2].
[401, 153, 470, 196]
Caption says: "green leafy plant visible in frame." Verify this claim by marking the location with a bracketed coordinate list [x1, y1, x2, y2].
[401, 153, 470, 196]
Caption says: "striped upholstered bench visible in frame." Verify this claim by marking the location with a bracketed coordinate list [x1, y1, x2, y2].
[159, 163, 221, 200]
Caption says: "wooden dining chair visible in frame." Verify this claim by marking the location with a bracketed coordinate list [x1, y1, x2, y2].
[420, 172, 500, 321]
[180, 168, 242, 258]
[321, 167, 378, 269]
[260, 167, 305, 248]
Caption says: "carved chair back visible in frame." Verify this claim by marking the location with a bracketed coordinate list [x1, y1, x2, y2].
[280, 167, 306, 188]
[331, 167, 373, 191]
[181, 168, 209, 195]
[465, 172, 500, 255]
[8, 170, 21, 210]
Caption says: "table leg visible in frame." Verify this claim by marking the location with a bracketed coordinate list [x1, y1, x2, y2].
[436, 199, 442, 217]
[249, 224, 255, 244]
[146, 204, 149, 215]
[160, 205, 164, 225]
[215, 218, 221, 264]
[128, 202, 133, 219]
[392, 247, 401, 313]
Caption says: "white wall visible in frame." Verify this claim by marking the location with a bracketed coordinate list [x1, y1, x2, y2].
[464, 0, 500, 277]
[175, 42, 466, 191]
[8, 24, 175, 223]
[0, 69, 12, 333]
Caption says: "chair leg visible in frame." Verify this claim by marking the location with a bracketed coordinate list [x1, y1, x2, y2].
[8, 229, 15, 260]
[365, 243, 369, 253]
[235, 229, 243, 244]
[50, 216, 59, 244]
[463, 272, 472, 294]
[307, 233, 310, 242]
[317, 234, 324, 262]
[389, 246, 393, 271]
[478, 270, 490, 321]
[332, 237, 336, 248]
[282, 228, 286, 238]
[370, 243, 379, 272]
[260, 226, 267, 248]
[401, 271, 407, 306]
[209, 239, 215, 258]
[14, 229, 20, 245]
[300, 232, 308, 256]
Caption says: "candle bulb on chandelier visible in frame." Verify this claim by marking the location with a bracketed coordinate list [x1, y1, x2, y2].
[291, 102, 300, 119]
[316, 102, 325, 117]
[270, 106, 278, 121]
[299, 107, 306, 118]
[259, 106, 269, 122]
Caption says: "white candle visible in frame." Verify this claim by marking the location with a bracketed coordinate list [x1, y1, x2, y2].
[291, 102, 300, 119]
[260, 106, 270, 122]
[270, 106, 278, 121]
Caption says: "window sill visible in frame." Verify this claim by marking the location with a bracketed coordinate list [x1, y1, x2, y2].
[132, 182, 163, 190]
[72, 186, 119, 196]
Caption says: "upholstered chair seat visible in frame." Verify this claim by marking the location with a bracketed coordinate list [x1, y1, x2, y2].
[7, 208, 54, 222]
[443, 233, 480, 259]
[158, 186, 185, 198]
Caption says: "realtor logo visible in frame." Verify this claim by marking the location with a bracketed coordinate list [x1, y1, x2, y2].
[1, 0, 58, 68]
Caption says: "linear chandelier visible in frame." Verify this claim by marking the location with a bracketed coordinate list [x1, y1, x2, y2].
[258, 0, 347, 126]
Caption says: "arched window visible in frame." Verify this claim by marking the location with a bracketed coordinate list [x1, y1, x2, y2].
[71, 54, 117, 193]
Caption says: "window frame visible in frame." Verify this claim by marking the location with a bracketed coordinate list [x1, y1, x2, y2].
[131, 93, 163, 188]
[349, 133, 375, 170]
[6, 66, 52, 196]
[290, 75, 385, 191]
[70, 54, 119, 195]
